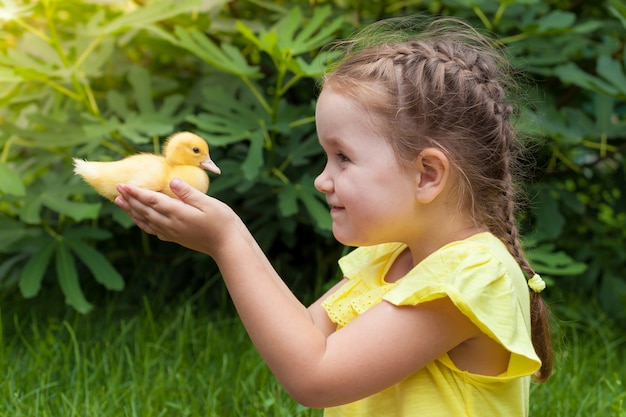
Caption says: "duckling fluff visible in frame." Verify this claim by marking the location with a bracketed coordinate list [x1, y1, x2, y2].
[73, 132, 221, 201]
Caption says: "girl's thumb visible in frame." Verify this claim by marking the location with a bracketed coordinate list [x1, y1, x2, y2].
[170, 178, 203, 206]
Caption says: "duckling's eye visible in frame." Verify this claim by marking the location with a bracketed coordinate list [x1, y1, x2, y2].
[192, 147, 200, 154]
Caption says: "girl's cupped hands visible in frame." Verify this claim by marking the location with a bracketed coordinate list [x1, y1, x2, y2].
[115, 178, 242, 257]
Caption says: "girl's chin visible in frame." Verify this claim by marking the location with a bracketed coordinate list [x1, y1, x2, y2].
[332, 226, 390, 248]
[331, 227, 361, 247]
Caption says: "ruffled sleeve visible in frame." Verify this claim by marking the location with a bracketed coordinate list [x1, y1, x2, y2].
[322, 243, 404, 328]
[383, 235, 541, 378]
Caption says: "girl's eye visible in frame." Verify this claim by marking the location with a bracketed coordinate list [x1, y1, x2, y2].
[337, 153, 350, 163]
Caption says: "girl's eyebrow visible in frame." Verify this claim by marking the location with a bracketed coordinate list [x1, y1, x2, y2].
[320, 135, 350, 149]
[322, 137, 340, 147]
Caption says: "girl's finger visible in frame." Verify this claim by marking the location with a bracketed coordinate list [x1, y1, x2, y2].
[116, 184, 168, 218]
[169, 178, 207, 211]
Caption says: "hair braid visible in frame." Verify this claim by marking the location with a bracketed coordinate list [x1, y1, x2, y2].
[476, 66, 555, 382]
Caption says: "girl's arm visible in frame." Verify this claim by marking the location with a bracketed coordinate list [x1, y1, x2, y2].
[115, 180, 481, 408]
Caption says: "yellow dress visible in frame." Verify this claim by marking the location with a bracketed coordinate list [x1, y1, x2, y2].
[322, 232, 541, 417]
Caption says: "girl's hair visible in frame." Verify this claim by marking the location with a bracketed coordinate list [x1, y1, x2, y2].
[323, 16, 552, 381]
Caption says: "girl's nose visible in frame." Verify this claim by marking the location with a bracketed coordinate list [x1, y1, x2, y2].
[314, 164, 333, 194]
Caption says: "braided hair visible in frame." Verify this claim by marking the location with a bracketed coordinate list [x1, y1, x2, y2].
[323, 16, 553, 381]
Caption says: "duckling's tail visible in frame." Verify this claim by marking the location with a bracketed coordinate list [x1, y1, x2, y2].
[72, 158, 98, 180]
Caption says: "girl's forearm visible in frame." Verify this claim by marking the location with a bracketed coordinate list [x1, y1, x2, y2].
[214, 217, 311, 315]
[211, 218, 327, 395]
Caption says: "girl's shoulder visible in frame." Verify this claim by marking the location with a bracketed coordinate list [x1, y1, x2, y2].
[387, 232, 527, 302]
[421, 231, 523, 281]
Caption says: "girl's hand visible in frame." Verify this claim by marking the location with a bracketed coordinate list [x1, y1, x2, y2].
[115, 178, 241, 257]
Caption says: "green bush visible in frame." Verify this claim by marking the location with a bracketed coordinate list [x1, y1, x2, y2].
[1, 0, 625, 321]
[0, 0, 345, 312]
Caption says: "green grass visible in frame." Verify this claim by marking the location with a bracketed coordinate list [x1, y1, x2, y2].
[0, 287, 314, 417]
[0, 287, 624, 416]
[530, 299, 626, 417]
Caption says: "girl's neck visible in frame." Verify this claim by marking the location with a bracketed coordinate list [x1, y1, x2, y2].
[385, 224, 485, 284]
[410, 224, 486, 266]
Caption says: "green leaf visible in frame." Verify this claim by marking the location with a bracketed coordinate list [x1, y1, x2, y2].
[289, 51, 340, 77]
[559, 188, 585, 215]
[536, 10, 576, 32]
[104, 86, 183, 143]
[236, 21, 277, 59]
[187, 113, 255, 145]
[0, 253, 27, 288]
[241, 132, 265, 180]
[9, 122, 92, 147]
[20, 176, 102, 224]
[107, 90, 130, 118]
[570, 20, 603, 34]
[202, 159, 244, 195]
[187, 82, 269, 146]
[297, 178, 331, 231]
[534, 187, 565, 239]
[7, 34, 63, 75]
[289, 6, 344, 54]
[236, 6, 343, 60]
[277, 184, 298, 216]
[596, 54, 626, 96]
[593, 93, 615, 137]
[609, 3, 626, 29]
[74, 36, 117, 77]
[554, 63, 618, 96]
[42, 194, 101, 222]
[0, 67, 20, 82]
[64, 227, 112, 242]
[0, 162, 26, 196]
[18, 239, 56, 298]
[0, 216, 31, 251]
[128, 66, 156, 114]
[67, 239, 124, 291]
[17, 32, 64, 68]
[109, 206, 137, 229]
[273, 7, 302, 51]
[527, 243, 587, 275]
[20, 193, 44, 224]
[119, 115, 175, 143]
[158, 94, 185, 117]
[85, 0, 212, 36]
[599, 272, 626, 321]
[56, 243, 93, 314]
[172, 26, 259, 77]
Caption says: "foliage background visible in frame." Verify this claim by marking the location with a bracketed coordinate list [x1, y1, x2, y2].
[0, 0, 625, 325]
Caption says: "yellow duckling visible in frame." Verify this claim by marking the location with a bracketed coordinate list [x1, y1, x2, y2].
[73, 132, 220, 201]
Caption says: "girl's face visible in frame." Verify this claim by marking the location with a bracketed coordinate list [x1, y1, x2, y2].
[314, 87, 420, 247]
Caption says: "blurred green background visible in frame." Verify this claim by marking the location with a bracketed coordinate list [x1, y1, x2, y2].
[2, 0, 625, 319]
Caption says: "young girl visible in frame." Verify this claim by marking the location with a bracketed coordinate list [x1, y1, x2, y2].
[115, 16, 552, 416]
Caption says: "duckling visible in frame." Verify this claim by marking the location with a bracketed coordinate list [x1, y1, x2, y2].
[74, 132, 220, 201]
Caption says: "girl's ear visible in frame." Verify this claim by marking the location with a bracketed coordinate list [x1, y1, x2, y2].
[414, 148, 450, 204]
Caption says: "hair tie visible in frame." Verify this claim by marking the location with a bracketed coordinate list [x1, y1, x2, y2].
[528, 274, 546, 293]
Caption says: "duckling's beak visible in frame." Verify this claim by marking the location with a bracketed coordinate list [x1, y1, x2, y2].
[200, 156, 221, 175]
